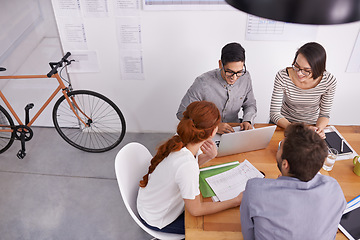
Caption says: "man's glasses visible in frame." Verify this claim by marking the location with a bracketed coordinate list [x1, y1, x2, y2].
[222, 63, 246, 78]
[292, 64, 312, 77]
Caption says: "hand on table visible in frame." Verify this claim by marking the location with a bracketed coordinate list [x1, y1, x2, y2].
[309, 126, 326, 139]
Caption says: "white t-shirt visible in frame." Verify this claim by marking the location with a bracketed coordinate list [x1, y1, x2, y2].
[137, 147, 200, 229]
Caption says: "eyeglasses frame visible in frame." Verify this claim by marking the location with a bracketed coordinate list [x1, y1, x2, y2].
[221, 63, 247, 78]
[292, 64, 312, 77]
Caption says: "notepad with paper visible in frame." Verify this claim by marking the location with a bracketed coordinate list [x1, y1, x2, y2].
[199, 161, 240, 198]
[205, 159, 264, 202]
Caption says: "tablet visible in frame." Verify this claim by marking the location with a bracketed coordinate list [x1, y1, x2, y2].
[339, 201, 360, 240]
[325, 131, 353, 156]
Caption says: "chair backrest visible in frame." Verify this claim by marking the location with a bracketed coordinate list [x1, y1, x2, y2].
[115, 142, 185, 240]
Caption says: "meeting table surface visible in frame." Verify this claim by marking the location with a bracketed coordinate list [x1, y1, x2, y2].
[185, 124, 360, 240]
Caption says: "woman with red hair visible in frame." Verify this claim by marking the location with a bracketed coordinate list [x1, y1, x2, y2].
[137, 101, 243, 235]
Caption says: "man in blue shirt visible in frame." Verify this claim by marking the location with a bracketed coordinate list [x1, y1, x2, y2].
[240, 123, 346, 240]
[176, 42, 257, 134]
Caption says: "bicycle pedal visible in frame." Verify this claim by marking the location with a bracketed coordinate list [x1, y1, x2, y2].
[17, 150, 26, 159]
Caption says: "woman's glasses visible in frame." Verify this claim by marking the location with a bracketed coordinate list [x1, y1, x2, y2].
[292, 64, 312, 77]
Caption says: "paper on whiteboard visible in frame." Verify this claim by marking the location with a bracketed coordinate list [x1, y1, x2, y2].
[51, 0, 81, 17]
[205, 159, 264, 202]
[56, 18, 88, 50]
[246, 15, 317, 41]
[67, 51, 99, 73]
[119, 50, 144, 80]
[81, 0, 109, 18]
[116, 17, 142, 49]
[114, 0, 140, 16]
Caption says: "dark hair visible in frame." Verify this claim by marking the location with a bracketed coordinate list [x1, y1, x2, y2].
[281, 123, 328, 182]
[292, 42, 326, 79]
[221, 42, 245, 65]
[139, 101, 220, 187]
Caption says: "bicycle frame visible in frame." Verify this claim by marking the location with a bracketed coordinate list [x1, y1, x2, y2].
[0, 73, 89, 129]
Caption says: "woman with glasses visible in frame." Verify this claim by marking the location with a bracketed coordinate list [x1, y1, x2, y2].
[270, 42, 337, 138]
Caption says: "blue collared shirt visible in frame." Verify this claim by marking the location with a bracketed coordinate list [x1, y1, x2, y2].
[240, 174, 346, 240]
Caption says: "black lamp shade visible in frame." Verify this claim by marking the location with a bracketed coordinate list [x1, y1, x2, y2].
[225, 0, 360, 25]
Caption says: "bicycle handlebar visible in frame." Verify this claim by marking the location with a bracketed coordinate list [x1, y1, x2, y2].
[47, 52, 72, 77]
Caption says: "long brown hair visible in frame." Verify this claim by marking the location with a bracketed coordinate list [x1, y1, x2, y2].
[139, 101, 220, 187]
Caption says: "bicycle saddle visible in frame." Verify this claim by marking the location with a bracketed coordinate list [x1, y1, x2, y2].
[0, 67, 6, 71]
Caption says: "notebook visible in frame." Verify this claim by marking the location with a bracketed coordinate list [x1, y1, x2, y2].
[213, 125, 276, 157]
[199, 161, 240, 198]
[325, 131, 353, 156]
[205, 159, 264, 202]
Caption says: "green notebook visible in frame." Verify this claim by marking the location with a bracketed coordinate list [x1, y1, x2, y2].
[199, 161, 239, 198]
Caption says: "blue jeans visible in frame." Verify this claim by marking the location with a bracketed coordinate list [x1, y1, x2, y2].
[140, 212, 185, 235]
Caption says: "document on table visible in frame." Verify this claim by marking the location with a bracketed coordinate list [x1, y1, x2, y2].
[205, 159, 264, 202]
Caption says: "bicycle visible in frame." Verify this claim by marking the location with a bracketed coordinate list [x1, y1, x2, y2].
[0, 52, 126, 159]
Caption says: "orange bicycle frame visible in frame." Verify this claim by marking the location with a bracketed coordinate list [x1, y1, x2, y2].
[0, 73, 89, 128]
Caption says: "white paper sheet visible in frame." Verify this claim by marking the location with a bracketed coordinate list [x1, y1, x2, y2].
[57, 18, 88, 50]
[205, 159, 264, 202]
[114, 0, 140, 16]
[67, 51, 99, 73]
[51, 0, 82, 17]
[81, 0, 109, 18]
[116, 17, 142, 49]
[119, 50, 144, 80]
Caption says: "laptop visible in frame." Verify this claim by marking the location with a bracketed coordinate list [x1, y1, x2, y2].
[213, 125, 277, 157]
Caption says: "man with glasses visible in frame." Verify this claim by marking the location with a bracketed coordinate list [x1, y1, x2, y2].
[176, 42, 257, 134]
[240, 123, 346, 240]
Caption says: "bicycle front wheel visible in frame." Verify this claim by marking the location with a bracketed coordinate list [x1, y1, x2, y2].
[0, 105, 15, 153]
[53, 90, 126, 152]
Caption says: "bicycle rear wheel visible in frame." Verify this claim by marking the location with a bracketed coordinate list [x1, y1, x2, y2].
[52, 90, 126, 152]
[0, 105, 15, 153]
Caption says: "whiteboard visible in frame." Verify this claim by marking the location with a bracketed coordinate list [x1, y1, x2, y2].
[346, 30, 360, 73]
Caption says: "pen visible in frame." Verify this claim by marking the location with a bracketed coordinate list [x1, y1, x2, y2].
[341, 139, 344, 153]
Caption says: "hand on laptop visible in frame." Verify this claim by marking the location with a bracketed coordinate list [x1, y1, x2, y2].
[240, 121, 252, 130]
[217, 123, 235, 134]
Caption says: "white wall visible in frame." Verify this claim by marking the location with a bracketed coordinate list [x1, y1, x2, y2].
[3, 2, 360, 132]
[66, 8, 360, 133]
[0, 0, 62, 126]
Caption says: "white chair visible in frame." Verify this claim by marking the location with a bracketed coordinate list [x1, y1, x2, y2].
[115, 142, 185, 240]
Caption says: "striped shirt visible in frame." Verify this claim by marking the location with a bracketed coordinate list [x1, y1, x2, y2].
[270, 68, 337, 125]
